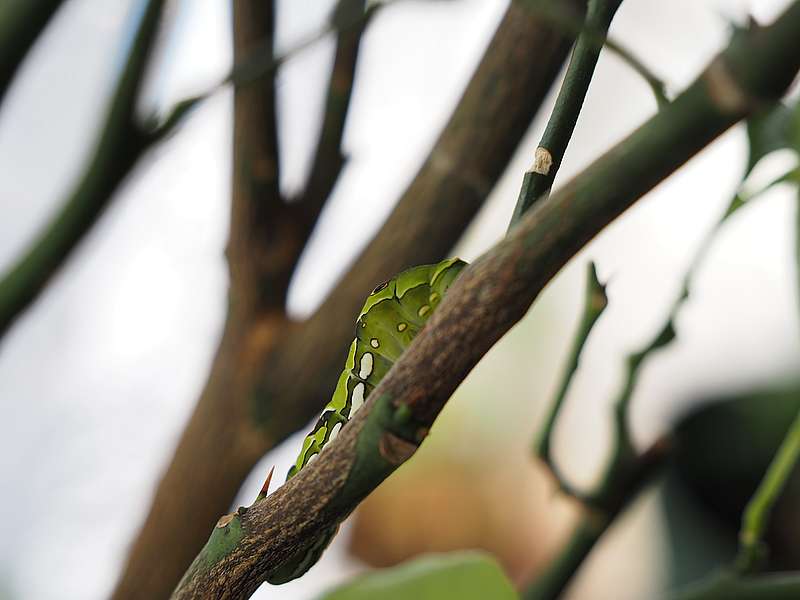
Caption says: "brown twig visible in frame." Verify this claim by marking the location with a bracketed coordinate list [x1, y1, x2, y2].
[295, 0, 371, 235]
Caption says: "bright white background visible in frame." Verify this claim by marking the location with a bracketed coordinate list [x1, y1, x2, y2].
[0, 0, 798, 598]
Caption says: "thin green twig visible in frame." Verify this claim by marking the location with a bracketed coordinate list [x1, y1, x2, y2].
[736, 409, 800, 572]
[524, 149, 798, 600]
[524, 440, 668, 600]
[594, 172, 796, 502]
[734, 183, 800, 573]
[532, 0, 668, 107]
[510, 0, 624, 228]
[536, 261, 607, 497]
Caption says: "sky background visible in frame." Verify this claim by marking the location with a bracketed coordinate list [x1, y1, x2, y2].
[1, 0, 799, 598]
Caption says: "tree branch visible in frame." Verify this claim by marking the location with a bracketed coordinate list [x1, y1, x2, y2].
[0, 0, 168, 342]
[295, 0, 370, 235]
[0, 0, 66, 108]
[227, 0, 288, 315]
[531, 0, 667, 108]
[114, 2, 581, 598]
[173, 5, 800, 596]
[523, 441, 667, 600]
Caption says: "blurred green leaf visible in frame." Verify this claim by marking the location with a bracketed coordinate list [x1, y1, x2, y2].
[745, 99, 800, 176]
[670, 384, 800, 568]
[659, 473, 736, 590]
[317, 552, 518, 600]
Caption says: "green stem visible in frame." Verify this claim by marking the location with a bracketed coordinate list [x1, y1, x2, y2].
[0, 0, 167, 340]
[509, 0, 623, 228]
[736, 409, 800, 572]
[604, 36, 668, 108]
[528, 0, 667, 108]
[530, 52, 800, 600]
[524, 441, 667, 600]
[536, 262, 607, 496]
[735, 187, 800, 573]
[523, 515, 609, 600]
[0, 0, 66, 108]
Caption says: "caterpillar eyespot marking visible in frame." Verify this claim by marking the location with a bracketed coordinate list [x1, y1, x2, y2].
[359, 353, 374, 378]
[350, 382, 366, 415]
[274, 258, 467, 584]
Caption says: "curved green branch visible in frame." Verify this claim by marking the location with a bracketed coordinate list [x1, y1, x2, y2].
[536, 261, 607, 498]
[0, 0, 168, 341]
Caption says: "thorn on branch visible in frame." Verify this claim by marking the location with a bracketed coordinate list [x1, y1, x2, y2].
[256, 466, 276, 503]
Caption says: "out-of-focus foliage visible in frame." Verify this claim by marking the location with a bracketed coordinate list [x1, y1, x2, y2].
[317, 551, 517, 600]
[745, 98, 800, 175]
[669, 384, 800, 569]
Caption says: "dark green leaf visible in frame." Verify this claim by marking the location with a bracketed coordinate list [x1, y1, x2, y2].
[670, 384, 800, 566]
[745, 100, 799, 176]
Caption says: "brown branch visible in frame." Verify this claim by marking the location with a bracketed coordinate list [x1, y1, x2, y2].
[172, 5, 800, 596]
[113, 3, 580, 598]
[227, 0, 289, 315]
[295, 0, 370, 233]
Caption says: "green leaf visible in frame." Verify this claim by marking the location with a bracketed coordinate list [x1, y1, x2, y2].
[317, 552, 518, 600]
[745, 99, 800, 176]
[671, 385, 800, 535]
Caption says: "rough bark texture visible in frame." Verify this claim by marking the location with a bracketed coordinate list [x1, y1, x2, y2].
[113, 2, 580, 598]
[172, 4, 800, 596]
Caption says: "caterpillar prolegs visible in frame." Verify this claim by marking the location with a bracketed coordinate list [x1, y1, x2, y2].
[268, 258, 467, 584]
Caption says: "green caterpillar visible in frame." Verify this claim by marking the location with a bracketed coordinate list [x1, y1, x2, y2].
[285, 257, 467, 480]
[269, 257, 467, 584]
